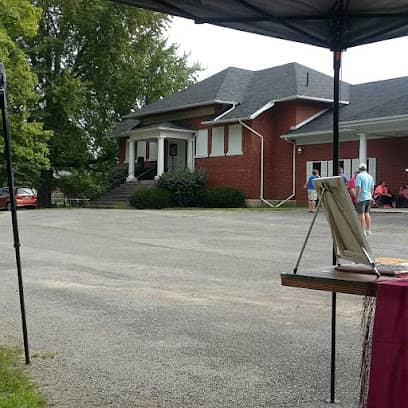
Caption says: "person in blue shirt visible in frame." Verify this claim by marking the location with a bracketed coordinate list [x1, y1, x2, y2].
[304, 169, 320, 212]
[355, 163, 374, 235]
[338, 166, 349, 185]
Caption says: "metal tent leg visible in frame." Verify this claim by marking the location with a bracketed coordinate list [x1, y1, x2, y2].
[0, 63, 30, 365]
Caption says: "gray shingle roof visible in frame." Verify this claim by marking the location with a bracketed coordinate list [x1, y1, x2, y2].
[288, 76, 408, 135]
[126, 67, 254, 118]
[125, 63, 349, 121]
[219, 63, 349, 121]
[111, 118, 141, 136]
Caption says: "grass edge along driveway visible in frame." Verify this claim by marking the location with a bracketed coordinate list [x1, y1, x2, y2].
[0, 346, 45, 408]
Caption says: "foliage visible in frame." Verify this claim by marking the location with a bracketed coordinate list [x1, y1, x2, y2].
[57, 170, 103, 199]
[0, 0, 50, 186]
[24, 0, 201, 205]
[129, 186, 171, 209]
[197, 186, 246, 208]
[157, 169, 207, 207]
[0, 346, 45, 407]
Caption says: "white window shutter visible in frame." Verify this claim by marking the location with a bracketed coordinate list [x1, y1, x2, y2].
[352, 158, 360, 174]
[327, 160, 333, 177]
[344, 159, 351, 179]
[195, 129, 208, 158]
[321, 161, 328, 177]
[368, 157, 376, 184]
[306, 161, 313, 178]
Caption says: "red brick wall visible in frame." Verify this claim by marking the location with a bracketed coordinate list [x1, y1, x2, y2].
[295, 136, 408, 204]
[118, 139, 126, 163]
[251, 100, 327, 200]
[192, 100, 326, 199]
[369, 137, 408, 192]
[195, 124, 261, 198]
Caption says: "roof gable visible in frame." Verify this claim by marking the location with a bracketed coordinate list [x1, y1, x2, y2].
[126, 62, 349, 123]
[287, 76, 408, 136]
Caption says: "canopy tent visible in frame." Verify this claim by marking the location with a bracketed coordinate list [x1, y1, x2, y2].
[3, 0, 408, 398]
[109, 0, 408, 404]
[115, 1, 408, 50]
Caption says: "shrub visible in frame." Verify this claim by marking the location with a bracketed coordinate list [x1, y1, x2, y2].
[129, 187, 171, 209]
[197, 186, 246, 208]
[157, 169, 207, 207]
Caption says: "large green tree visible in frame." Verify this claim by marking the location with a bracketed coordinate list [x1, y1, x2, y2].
[0, 0, 50, 186]
[27, 0, 201, 206]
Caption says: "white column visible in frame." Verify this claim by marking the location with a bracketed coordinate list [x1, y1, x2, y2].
[358, 133, 367, 165]
[187, 138, 194, 171]
[126, 139, 136, 181]
[156, 136, 165, 178]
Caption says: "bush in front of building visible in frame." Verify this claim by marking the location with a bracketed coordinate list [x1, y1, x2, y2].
[157, 169, 207, 207]
[197, 186, 246, 208]
[129, 187, 171, 209]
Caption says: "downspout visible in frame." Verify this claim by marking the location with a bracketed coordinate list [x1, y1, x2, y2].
[238, 120, 274, 207]
[275, 138, 296, 207]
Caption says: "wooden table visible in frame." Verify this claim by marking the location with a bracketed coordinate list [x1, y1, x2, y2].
[280, 267, 397, 297]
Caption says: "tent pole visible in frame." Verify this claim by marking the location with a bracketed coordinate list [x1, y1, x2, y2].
[329, 49, 342, 404]
[0, 63, 30, 365]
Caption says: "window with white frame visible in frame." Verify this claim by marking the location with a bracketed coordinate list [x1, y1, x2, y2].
[195, 129, 208, 158]
[137, 141, 146, 160]
[148, 141, 158, 161]
[211, 126, 225, 157]
[306, 158, 376, 182]
[227, 124, 243, 156]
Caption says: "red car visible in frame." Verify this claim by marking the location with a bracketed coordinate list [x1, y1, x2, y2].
[0, 187, 37, 210]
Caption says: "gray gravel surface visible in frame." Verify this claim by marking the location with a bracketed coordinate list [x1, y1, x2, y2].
[0, 208, 407, 407]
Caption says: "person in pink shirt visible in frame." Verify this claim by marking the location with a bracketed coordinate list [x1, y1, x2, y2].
[347, 169, 359, 205]
[373, 180, 393, 208]
[396, 185, 408, 208]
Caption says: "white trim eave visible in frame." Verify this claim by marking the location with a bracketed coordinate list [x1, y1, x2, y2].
[201, 94, 348, 125]
[201, 115, 252, 125]
[341, 113, 408, 127]
[123, 99, 238, 119]
[282, 113, 408, 141]
[125, 126, 195, 140]
[250, 101, 275, 119]
[278, 94, 349, 105]
[290, 109, 329, 130]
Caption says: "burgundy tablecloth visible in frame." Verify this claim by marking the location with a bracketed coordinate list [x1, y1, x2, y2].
[366, 279, 408, 408]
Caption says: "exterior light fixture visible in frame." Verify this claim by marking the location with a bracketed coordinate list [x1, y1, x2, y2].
[296, 146, 304, 154]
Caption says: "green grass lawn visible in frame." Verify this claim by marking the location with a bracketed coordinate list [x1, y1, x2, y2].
[0, 347, 45, 408]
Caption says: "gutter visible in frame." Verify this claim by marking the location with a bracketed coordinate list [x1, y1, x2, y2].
[238, 120, 274, 208]
[276, 138, 296, 207]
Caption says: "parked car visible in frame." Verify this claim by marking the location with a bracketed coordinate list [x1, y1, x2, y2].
[0, 187, 37, 210]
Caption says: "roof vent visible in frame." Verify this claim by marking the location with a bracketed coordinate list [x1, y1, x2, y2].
[306, 72, 310, 87]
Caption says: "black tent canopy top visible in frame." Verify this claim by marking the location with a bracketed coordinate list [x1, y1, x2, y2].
[115, 0, 408, 50]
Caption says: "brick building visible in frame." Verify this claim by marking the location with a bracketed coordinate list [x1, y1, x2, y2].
[113, 62, 408, 204]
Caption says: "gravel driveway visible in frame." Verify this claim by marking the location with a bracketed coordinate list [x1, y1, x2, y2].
[0, 209, 407, 407]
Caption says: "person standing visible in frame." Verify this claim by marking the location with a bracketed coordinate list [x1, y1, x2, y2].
[338, 166, 349, 185]
[304, 169, 320, 212]
[355, 163, 374, 235]
[348, 169, 359, 205]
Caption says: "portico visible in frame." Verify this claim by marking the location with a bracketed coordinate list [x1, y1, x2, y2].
[124, 123, 195, 182]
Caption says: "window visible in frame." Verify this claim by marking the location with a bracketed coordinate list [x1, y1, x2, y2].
[195, 129, 208, 158]
[227, 124, 243, 156]
[211, 127, 224, 157]
[137, 141, 146, 160]
[306, 158, 376, 181]
[148, 141, 158, 161]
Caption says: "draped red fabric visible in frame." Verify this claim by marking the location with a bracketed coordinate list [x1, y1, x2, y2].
[366, 279, 408, 408]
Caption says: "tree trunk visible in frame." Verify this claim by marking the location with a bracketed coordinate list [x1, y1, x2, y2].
[37, 169, 53, 208]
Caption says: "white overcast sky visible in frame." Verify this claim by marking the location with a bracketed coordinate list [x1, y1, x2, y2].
[167, 16, 408, 85]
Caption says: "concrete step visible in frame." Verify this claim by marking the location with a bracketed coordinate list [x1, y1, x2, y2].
[89, 180, 155, 208]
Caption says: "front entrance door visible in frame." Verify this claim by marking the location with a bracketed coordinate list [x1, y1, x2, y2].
[167, 139, 186, 172]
